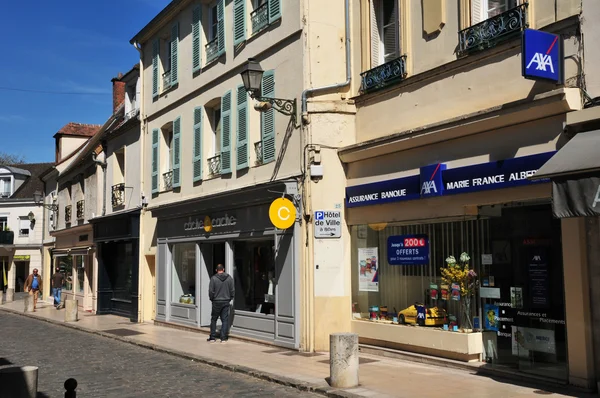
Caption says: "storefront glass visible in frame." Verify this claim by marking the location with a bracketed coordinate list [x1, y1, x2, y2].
[56, 255, 73, 291]
[76, 256, 85, 293]
[171, 243, 197, 305]
[350, 203, 567, 380]
[233, 239, 275, 315]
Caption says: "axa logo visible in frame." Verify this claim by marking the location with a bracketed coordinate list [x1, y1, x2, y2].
[421, 180, 437, 195]
[532, 255, 542, 261]
[593, 185, 600, 208]
[527, 53, 554, 73]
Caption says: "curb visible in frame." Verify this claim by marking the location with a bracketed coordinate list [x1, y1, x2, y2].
[0, 307, 360, 398]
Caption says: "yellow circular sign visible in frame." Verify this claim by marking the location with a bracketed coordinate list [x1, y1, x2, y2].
[269, 198, 296, 230]
[203, 215, 213, 233]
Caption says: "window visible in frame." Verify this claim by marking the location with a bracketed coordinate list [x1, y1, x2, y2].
[172, 243, 197, 304]
[472, 0, 518, 24]
[114, 148, 125, 185]
[0, 216, 8, 231]
[165, 40, 172, 72]
[167, 132, 174, 171]
[254, 0, 267, 7]
[56, 255, 73, 291]
[0, 177, 11, 197]
[370, 0, 399, 67]
[19, 217, 29, 237]
[211, 108, 222, 156]
[76, 256, 85, 293]
[209, 2, 219, 41]
[233, 240, 276, 314]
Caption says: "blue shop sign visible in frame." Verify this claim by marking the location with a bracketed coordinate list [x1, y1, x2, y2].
[522, 29, 562, 83]
[345, 152, 555, 208]
[388, 235, 429, 265]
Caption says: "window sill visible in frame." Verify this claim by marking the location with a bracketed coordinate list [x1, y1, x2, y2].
[160, 82, 178, 97]
[171, 301, 197, 308]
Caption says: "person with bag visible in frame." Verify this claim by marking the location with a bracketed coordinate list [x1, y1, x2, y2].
[24, 268, 43, 311]
[207, 264, 234, 343]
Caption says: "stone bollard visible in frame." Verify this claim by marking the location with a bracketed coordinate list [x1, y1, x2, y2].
[64, 378, 78, 398]
[24, 295, 34, 313]
[6, 288, 14, 302]
[65, 299, 78, 322]
[0, 366, 39, 398]
[0, 290, 4, 304]
[329, 333, 359, 388]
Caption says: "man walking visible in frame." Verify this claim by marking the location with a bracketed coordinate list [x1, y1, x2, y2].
[24, 268, 43, 311]
[208, 264, 234, 343]
[51, 266, 65, 309]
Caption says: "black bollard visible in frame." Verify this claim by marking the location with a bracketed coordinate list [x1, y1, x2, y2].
[64, 378, 77, 398]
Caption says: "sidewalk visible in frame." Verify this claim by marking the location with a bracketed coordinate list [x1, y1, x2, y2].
[0, 298, 590, 398]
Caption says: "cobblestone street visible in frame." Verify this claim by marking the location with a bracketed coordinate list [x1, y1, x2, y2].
[0, 312, 318, 397]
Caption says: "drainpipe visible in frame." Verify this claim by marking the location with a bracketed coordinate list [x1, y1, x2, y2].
[92, 144, 107, 216]
[300, 0, 351, 120]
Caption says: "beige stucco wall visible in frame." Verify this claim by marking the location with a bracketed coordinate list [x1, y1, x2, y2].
[58, 136, 88, 163]
[105, 125, 142, 212]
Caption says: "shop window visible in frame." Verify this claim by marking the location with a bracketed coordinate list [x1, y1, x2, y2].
[56, 255, 73, 292]
[172, 243, 197, 305]
[233, 240, 275, 314]
[76, 256, 85, 294]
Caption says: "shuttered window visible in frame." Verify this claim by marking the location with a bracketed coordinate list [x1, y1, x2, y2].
[472, 0, 517, 24]
[370, 0, 399, 67]
[236, 85, 249, 170]
[193, 107, 203, 182]
[217, 0, 226, 56]
[171, 23, 179, 85]
[260, 70, 276, 164]
[172, 117, 181, 188]
[151, 128, 160, 193]
[192, 6, 202, 72]
[268, 0, 281, 23]
[220, 90, 232, 174]
[233, 0, 247, 45]
[152, 39, 160, 99]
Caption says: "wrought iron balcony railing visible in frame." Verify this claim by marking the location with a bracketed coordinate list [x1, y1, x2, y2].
[206, 38, 219, 63]
[112, 183, 125, 207]
[163, 171, 173, 191]
[457, 3, 528, 57]
[254, 141, 263, 165]
[360, 55, 407, 94]
[76, 200, 85, 220]
[207, 154, 221, 176]
[162, 71, 171, 92]
[0, 230, 14, 245]
[65, 205, 72, 223]
[251, 2, 269, 35]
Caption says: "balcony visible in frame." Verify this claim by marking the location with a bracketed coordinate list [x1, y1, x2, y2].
[457, 3, 528, 57]
[207, 154, 221, 177]
[65, 205, 72, 224]
[76, 200, 85, 220]
[251, 2, 269, 35]
[163, 171, 173, 191]
[206, 38, 219, 63]
[112, 183, 125, 207]
[162, 71, 171, 92]
[360, 55, 407, 94]
[0, 230, 14, 245]
[254, 141, 263, 165]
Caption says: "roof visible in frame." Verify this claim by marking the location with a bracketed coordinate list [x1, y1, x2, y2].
[130, 0, 186, 44]
[6, 163, 55, 199]
[0, 165, 31, 176]
[53, 122, 102, 139]
[532, 129, 600, 179]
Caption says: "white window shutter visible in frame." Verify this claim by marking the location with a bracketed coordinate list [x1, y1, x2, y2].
[471, 0, 484, 25]
[370, 0, 381, 68]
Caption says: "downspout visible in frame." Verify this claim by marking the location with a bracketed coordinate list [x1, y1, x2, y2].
[301, 0, 351, 119]
[92, 144, 107, 217]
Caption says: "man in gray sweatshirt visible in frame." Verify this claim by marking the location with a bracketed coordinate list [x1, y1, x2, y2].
[208, 264, 235, 343]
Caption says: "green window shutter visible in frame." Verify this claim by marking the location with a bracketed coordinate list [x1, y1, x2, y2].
[217, 0, 226, 56]
[171, 22, 179, 85]
[192, 6, 202, 73]
[220, 90, 232, 174]
[236, 85, 248, 170]
[268, 0, 281, 24]
[172, 117, 181, 188]
[193, 107, 203, 182]
[152, 39, 159, 99]
[233, 0, 246, 46]
[151, 128, 160, 193]
[261, 70, 276, 164]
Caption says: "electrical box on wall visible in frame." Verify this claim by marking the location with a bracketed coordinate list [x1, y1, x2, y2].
[310, 165, 323, 178]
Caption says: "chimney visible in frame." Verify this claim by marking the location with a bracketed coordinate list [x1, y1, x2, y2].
[111, 72, 125, 114]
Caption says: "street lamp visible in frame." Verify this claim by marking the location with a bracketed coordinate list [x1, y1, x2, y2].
[33, 190, 58, 211]
[239, 58, 297, 118]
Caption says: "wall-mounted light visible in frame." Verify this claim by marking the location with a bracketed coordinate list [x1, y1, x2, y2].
[28, 211, 35, 223]
[33, 190, 58, 212]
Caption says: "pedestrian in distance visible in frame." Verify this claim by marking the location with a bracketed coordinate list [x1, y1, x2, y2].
[24, 268, 43, 311]
[207, 264, 234, 343]
[51, 266, 65, 309]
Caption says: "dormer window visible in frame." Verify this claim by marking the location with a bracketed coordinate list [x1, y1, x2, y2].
[0, 177, 11, 197]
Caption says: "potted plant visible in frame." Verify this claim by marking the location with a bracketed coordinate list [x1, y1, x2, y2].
[440, 252, 479, 331]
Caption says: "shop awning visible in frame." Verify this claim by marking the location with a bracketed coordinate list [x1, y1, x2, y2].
[531, 130, 600, 217]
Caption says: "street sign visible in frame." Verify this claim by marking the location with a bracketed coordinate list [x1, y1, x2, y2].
[314, 210, 341, 238]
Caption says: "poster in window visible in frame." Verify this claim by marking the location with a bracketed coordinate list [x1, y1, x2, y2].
[358, 247, 379, 292]
[440, 284, 449, 300]
[429, 283, 438, 300]
[512, 326, 556, 356]
[451, 283, 460, 301]
[510, 287, 523, 309]
[484, 304, 499, 331]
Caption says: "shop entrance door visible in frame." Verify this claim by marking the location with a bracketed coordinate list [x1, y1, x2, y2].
[198, 242, 226, 327]
[15, 261, 29, 293]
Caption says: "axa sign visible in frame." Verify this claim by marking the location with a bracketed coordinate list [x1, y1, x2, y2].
[522, 29, 561, 83]
[420, 163, 446, 198]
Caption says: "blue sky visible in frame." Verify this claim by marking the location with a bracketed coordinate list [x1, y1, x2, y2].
[0, 0, 171, 163]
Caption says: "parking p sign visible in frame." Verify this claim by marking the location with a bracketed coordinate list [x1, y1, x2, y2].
[314, 210, 341, 238]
